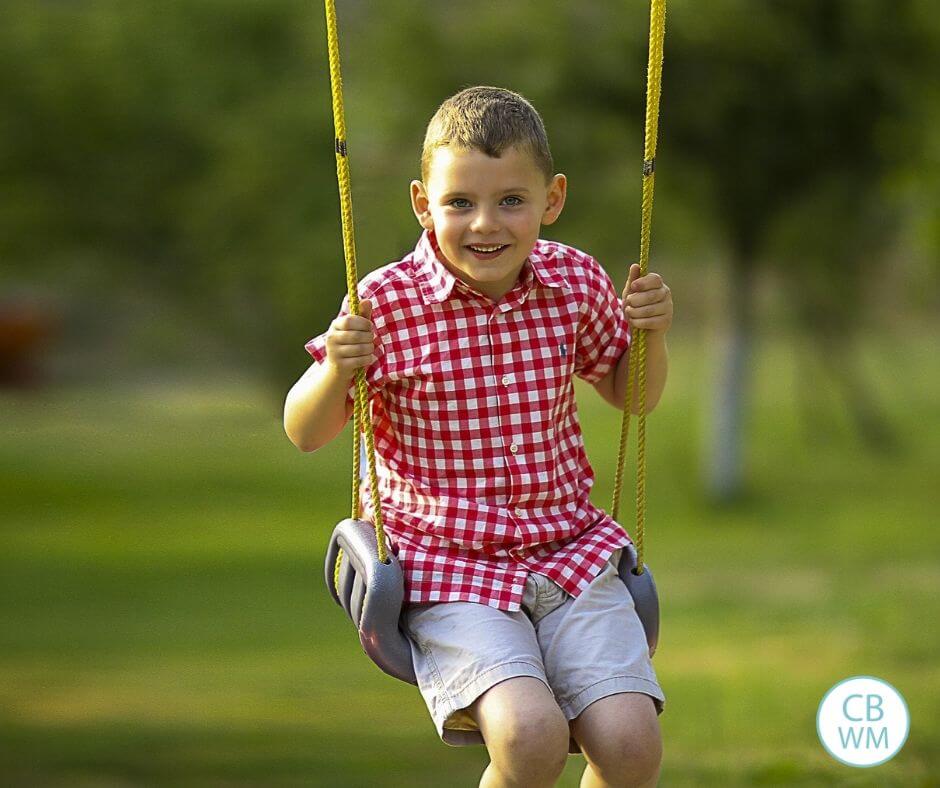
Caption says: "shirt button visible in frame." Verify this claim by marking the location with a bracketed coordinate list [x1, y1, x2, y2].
[514, 507, 525, 516]
[509, 443, 519, 454]
[501, 375, 511, 385]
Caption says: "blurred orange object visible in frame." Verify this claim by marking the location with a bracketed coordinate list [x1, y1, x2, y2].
[0, 300, 57, 387]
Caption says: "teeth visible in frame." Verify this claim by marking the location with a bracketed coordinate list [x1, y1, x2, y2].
[469, 244, 505, 252]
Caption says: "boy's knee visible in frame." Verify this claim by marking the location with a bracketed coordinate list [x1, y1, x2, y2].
[629, 742, 662, 787]
[487, 705, 569, 777]
[593, 731, 662, 787]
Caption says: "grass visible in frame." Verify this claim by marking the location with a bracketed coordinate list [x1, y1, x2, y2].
[1, 329, 938, 786]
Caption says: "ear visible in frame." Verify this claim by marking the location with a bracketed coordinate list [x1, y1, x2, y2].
[541, 173, 567, 226]
[410, 180, 434, 231]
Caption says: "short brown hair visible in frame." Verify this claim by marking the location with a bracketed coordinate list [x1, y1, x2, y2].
[420, 86, 554, 184]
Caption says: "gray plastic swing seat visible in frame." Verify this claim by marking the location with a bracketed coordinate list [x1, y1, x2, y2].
[324, 517, 660, 689]
[324, 517, 418, 685]
[616, 542, 660, 658]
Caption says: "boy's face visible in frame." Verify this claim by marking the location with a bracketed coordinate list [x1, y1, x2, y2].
[410, 145, 566, 302]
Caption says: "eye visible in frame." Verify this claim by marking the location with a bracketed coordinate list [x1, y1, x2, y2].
[502, 195, 524, 206]
[447, 198, 471, 209]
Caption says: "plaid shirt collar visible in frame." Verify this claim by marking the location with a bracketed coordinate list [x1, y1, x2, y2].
[414, 229, 568, 306]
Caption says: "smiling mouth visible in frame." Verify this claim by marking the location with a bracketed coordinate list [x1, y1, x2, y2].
[466, 243, 510, 257]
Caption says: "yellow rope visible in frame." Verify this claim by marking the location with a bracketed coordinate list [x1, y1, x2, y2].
[324, 0, 388, 574]
[611, 0, 667, 577]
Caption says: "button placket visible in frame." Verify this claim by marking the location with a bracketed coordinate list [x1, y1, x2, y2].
[489, 308, 520, 513]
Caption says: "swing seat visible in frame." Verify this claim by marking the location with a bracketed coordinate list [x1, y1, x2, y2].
[325, 514, 660, 688]
[616, 542, 660, 658]
[324, 517, 418, 685]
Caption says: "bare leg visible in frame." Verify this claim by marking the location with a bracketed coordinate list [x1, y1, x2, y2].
[470, 676, 570, 788]
[571, 693, 662, 788]
[579, 761, 660, 788]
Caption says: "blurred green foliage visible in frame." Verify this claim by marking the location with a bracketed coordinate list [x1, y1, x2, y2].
[1, 0, 937, 388]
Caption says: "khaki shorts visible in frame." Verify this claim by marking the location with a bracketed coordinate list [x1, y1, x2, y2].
[402, 549, 665, 746]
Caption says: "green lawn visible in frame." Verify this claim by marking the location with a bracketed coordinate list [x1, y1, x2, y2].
[1, 331, 938, 786]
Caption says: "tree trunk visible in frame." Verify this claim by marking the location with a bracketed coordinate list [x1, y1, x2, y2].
[705, 249, 756, 503]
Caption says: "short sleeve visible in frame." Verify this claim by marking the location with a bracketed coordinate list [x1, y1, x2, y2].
[304, 294, 386, 405]
[574, 256, 631, 384]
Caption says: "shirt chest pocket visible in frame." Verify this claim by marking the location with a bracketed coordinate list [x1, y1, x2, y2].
[517, 321, 577, 424]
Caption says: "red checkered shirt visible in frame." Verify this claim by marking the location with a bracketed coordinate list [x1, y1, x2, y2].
[305, 229, 633, 612]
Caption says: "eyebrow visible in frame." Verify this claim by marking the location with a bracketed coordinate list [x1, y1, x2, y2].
[440, 187, 531, 200]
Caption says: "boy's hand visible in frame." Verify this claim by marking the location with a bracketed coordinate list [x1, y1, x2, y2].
[622, 263, 673, 335]
[324, 298, 378, 379]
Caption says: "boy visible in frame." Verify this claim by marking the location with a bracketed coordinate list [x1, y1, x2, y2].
[285, 86, 673, 788]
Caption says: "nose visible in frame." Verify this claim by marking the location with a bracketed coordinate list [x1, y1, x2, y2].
[470, 205, 501, 235]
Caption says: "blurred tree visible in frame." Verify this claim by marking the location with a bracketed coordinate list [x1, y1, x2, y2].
[555, 0, 938, 499]
[0, 0, 342, 391]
